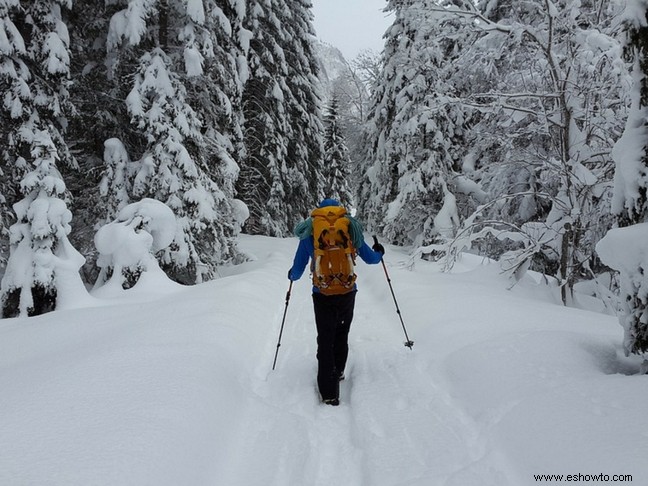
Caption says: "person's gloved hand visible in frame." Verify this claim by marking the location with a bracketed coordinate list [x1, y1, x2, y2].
[372, 242, 385, 255]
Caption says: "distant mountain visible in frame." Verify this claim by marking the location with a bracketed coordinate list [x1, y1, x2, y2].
[314, 41, 352, 101]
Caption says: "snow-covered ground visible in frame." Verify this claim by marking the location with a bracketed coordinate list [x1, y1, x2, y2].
[0, 234, 645, 486]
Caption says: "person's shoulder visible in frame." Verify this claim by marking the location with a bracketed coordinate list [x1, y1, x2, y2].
[294, 218, 313, 240]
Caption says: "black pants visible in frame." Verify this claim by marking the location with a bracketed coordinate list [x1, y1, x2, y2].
[312, 290, 357, 400]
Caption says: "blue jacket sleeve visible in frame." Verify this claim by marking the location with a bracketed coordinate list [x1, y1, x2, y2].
[288, 237, 313, 280]
[357, 241, 383, 264]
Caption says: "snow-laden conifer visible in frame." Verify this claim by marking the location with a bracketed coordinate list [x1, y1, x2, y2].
[0, 131, 86, 317]
[322, 97, 353, 208]
[238, 0, 322, 235]
[0, 0, 77, 267]
[103, 0, 248, 283]
[93, 198, 176, 291]
[359, 0, 472, 248]
[0, 0, 27, 262]
[597, 0, 648, 359]
[0, 0, 85, 314]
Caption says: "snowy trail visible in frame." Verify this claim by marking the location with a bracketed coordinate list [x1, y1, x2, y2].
[336, 277, 512, 486]
[219, 240, 513, 486]
[217, 277, 367, 486]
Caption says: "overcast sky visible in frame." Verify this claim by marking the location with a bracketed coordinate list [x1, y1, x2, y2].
[310, 0, 392, 60]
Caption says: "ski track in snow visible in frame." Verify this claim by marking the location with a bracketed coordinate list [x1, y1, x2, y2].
[220, 251, 513, 486]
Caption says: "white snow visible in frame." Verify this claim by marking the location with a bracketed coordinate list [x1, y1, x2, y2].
[231, 198, 250, 231]
[433, 183, 460, 238]
[107, 0, 156, 49]
[611, 68, 648, 217]
[93, 199, 177, 292]
[184, 46, 204, 77]
[115, 198, 176, 252]
[0, 234, 645, 485]
[596, 223, 648, 356]
[597, 223, 648, 276]
[186, 0, 206, 24]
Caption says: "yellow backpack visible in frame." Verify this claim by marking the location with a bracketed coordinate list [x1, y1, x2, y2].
[311, 205, 357, 295]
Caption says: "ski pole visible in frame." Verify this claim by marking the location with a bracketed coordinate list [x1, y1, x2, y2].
[272, 280, 293, 370]
[373, 236, 414, 350]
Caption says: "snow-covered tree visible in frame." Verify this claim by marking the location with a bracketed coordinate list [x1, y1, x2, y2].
[93, 198, 176, 291]
[63, 0, 249, 283]
[99, 138, 133, 224]
[279, 0, 323, 219]
[124, 49, 228, 283]
[597, 0, 648, 358]
[612, 1, 648, 229]
[384, 0, 627, 302]
[322, 97, 353, 207]
[323, 48, 382, 198]
[0, 131, 86, 317]
[64, 0, 142, 273]
[101, 0, 247, 283]
[237, 0, 289, 236]
[359, 0, 475, 248]
[238, 0, 322, 236]
[337, 50, 381, 125]
[0, 0, 77, 269]
[0, 0, 26, 255]
[408, 0, 629, 303]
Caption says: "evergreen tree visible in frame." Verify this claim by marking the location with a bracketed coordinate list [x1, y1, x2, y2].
[604, 0, 648, 355]
[0, 0, 77, 267]
[0, 0, 87, 315]
[182, 0, 248, 206]
[1, 131, 86, 317]
[613, 2, 648, 228]
[359, 0, 474, 248]
[322, 97, 353, 207]
[66, 0, 249, 283]
[0, 0, 26, 265]
[238, 0, 322, 236]
[94, 0, 247, 283]
[280, 0, 323, 220]
[238, 0, 290, 236]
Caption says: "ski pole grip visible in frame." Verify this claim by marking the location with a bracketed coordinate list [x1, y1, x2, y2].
[372, 235, 379, 246]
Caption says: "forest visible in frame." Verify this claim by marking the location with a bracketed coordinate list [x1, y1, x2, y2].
[0, 0, 647, 358]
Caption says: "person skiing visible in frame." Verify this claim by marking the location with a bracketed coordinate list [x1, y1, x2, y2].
[288, 198, 384, 406]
